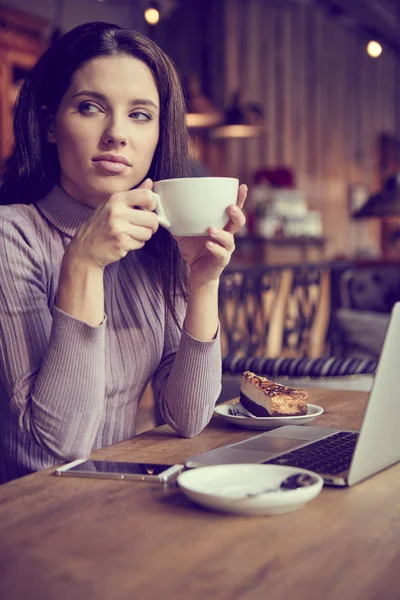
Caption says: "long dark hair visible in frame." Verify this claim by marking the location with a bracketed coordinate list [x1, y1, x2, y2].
[0, 22, 190, 324]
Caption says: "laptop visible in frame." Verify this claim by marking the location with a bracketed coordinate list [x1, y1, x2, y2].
[185, 303, 400, 486]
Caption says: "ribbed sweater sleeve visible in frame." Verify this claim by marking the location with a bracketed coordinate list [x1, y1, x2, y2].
[152, 296, 222, 437]
[0, 212, 106, 460]
[0, 190, 225, 483]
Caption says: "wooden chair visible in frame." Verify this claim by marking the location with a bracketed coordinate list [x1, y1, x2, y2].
[219, 263, 332, 359]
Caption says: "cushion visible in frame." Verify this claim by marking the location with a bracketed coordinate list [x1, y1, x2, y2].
[334, 309, 390, 359]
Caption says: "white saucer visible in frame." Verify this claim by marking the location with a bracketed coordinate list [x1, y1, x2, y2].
[178, 464, 323, 516]
[214, 402, 324, 429]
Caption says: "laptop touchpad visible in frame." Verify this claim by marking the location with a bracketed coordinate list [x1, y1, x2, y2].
[237, 436, 303, 453]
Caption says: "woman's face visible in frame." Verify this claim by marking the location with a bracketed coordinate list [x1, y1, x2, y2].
[48, 54, 160, 207]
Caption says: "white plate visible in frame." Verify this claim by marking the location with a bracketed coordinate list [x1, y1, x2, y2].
[178, 464, 323, 516]
[214, 402, 324, 429]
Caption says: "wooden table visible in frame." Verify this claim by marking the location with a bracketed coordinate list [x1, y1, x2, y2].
[1, 388, 399, 600]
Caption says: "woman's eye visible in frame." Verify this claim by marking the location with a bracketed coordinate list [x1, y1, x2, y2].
[78, 101, 101, 114]
[130, 111, 152, 122]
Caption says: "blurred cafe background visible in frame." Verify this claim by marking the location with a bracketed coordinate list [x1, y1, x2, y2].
[1, 0, 400, 426]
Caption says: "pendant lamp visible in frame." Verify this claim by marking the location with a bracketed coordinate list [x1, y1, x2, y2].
[353, 174, 400, 218]
[209, 90, 265, 139]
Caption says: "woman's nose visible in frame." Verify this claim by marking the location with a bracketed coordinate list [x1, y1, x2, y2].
[102, 120, 127, 146]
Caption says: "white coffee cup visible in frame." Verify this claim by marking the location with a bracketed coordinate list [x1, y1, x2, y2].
[152, 177, 239, 236]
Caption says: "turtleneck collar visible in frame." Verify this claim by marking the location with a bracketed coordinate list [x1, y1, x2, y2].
[36, 185, 95, 237]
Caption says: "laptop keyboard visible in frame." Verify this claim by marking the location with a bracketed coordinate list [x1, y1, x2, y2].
[267, 431, 359, 475]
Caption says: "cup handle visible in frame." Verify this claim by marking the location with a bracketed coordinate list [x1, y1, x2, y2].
[152, 192, 171, 230]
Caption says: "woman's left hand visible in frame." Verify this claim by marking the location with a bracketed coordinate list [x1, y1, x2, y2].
[175, 184, 247, 285]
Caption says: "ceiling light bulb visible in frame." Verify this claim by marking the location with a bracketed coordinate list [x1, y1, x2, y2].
[367, 40, 382, 58]
[144, 7, 160, 25]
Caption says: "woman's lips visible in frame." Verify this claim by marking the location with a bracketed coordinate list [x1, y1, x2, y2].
[93, 160, 129, 174]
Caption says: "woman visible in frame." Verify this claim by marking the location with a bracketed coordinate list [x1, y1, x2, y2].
[0, 22, 246, 483]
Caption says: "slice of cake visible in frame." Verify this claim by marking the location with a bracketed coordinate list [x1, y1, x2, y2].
[240, 371, 308, 417]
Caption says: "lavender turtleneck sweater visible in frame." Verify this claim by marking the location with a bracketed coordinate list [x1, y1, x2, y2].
[0, 186, 221, 483]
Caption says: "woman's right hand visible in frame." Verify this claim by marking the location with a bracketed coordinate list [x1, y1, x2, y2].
[65, 179, 159, 269]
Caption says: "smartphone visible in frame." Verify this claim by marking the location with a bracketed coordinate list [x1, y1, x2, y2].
[55, 459, 184, 482]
